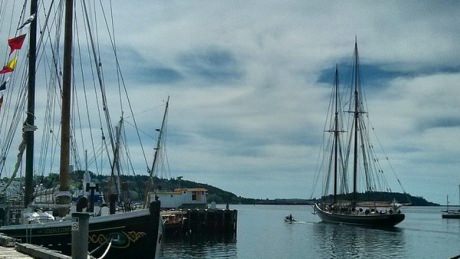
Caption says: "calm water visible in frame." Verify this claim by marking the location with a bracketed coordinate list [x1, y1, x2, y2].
[159, 205, 460, 258]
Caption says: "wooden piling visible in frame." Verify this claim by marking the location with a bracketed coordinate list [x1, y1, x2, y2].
[163, 208, 237, 237]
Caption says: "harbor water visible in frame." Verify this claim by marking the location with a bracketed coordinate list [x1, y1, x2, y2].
[159, 205, 460, 258]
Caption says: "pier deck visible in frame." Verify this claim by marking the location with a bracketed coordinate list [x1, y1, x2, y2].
[163, 208, 238, 236]
[0, 234, 70, 259]
[0, 246, 32, 258]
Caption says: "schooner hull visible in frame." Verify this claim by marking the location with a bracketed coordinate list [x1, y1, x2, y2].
[0, 201, 162, 259]
[314, 203, 405, 227]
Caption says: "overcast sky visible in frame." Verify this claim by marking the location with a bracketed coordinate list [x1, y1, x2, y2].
[94, 0, 460, 204]
[2, 0, 459, 205]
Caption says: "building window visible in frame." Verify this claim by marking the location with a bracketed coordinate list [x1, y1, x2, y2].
[192, 193, 197, 200]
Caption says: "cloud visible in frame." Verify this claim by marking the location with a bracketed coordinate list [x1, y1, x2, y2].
[177, 47, 243, 84]
[106, 0, 459, 203]
[0, 0, 458, 204]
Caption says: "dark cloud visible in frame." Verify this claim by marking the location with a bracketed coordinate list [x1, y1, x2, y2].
[91, 46, 184, 85]
[317, 63, 408, 88]
[104, 46, 245, 86]
[177, 47, 243, 84]
[419, 117, 460, 130]
[317, 62, 460, 89]
[136, 67, 183, 84]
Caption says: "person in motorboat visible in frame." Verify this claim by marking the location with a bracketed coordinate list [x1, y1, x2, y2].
[285, 214, 295, 222]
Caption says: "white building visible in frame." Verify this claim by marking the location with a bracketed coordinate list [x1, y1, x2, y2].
[149, 188, 207, 209]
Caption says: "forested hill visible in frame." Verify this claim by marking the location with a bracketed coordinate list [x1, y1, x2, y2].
[316, 192, 438, 206]
[26, 171, 438, 206]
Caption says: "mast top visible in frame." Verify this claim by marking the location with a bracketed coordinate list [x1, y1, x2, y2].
[354, 36, 359, 57]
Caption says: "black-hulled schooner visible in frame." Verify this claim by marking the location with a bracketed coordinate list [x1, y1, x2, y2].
[313, 41, 405, 227]
[0, 1, 162, 258]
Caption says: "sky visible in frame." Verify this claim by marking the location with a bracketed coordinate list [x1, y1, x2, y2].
[94, 0, 460, 205]
[1, 0, 459, 205]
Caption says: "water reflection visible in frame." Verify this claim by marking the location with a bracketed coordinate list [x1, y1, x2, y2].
[443, 217, 460, 233]
[312, 223, 406, 258]
[160, 233, 237, 259]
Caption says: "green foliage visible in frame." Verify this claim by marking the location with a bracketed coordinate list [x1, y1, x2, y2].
[318, 192, 438, 206]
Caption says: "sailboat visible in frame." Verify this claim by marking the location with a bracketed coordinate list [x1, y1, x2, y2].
[144, 97, 208, 211]
[442, 185, 460, 219]
[0, 0, 161, 258]
[313, 41, 405, 227]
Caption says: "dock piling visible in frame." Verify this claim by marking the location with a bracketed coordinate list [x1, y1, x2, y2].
[71, 212, 89, 259]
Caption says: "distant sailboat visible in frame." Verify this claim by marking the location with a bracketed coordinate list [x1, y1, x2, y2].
[442, 185, 460, 219]
[313, 41, 405, 227]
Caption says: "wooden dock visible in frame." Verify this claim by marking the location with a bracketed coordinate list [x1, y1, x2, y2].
[163, 208, 238, 236]
[0, 246, 32, 258]
[0, 234, 70, 259]
[0, 234, 31, 258]
[0, 243, 71, 259]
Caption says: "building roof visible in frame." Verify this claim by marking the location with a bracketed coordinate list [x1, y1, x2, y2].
[174, 188, 208, 192]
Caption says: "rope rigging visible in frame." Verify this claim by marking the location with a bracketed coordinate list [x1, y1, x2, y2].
[0, 0, 159, 200]
[312, 45, 406, 202]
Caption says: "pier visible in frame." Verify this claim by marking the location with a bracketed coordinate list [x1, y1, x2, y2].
[0, 243, 70, 259]
[0, 234, 30, 258]
[0, 244, 32, 259]
[163, 208, 238, 236]
[0, 246, 32, 258]
[0, 233, 70, 259]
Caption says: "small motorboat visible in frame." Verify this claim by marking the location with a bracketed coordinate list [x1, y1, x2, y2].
[284, 214, 296, 223]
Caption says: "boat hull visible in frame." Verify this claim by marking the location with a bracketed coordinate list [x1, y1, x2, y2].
[314, 203, 404, 227]
[442, 212, 460, 219]
[0, 201, 162, 259]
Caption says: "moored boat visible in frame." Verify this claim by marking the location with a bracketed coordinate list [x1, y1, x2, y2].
[442, 211, 460, 219]
[312, 40, 406, 227]
[442, 187, 460, 219]
[0, 201, 162, 258]
[0, 0, 163, 257]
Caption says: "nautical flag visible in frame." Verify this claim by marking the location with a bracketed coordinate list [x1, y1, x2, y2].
[17, 14, 35, 30]
[0, 57, 18, 74]
[8, 34, 26, 54]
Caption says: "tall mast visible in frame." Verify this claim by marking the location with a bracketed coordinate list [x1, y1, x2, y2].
[352, 40, 359, 206]
[57, 0, 73, 215]
[144, 97, 170, 208]
[24, 0, 38, 207]
[446, 195, 449, 211]
[333, 66, 339, 203]
[110, 117, 123, 200]
[150, 96, 169, 178]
